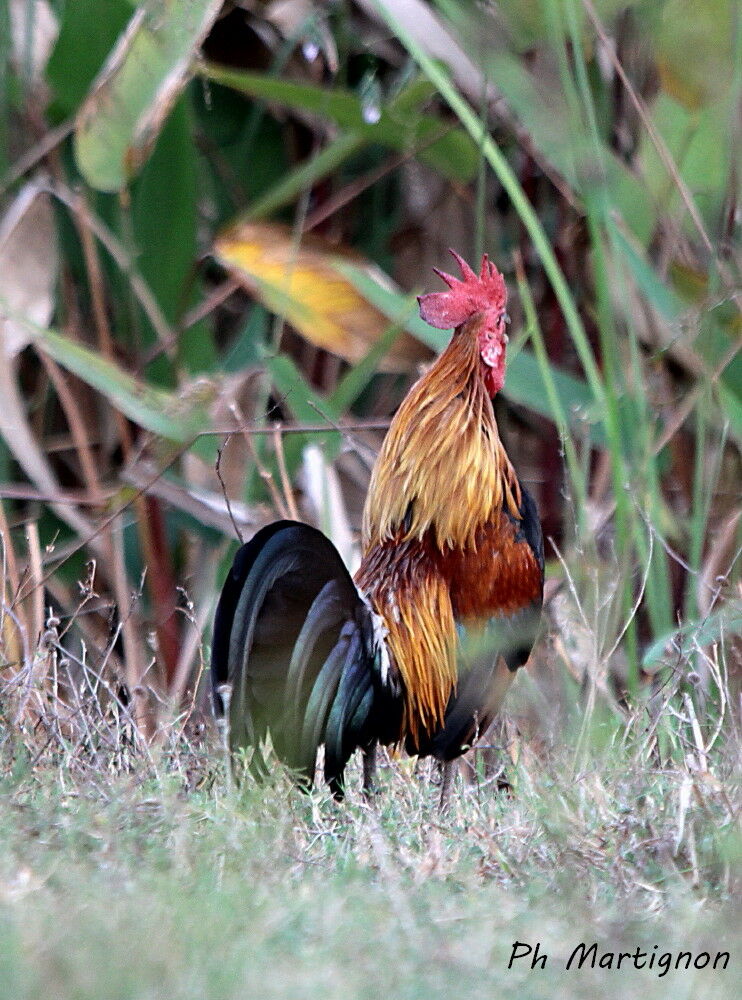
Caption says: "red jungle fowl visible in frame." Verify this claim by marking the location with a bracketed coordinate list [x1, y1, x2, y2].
[211, 251, 544, 803]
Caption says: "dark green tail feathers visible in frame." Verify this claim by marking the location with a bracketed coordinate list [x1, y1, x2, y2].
[210, 521, 401, 795]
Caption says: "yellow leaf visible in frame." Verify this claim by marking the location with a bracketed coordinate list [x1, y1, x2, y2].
[213, 221, 429, 371]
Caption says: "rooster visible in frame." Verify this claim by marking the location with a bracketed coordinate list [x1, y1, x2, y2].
[211, 251, 544, 802]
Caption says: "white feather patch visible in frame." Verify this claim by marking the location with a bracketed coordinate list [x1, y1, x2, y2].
[356, 585, 393, 687]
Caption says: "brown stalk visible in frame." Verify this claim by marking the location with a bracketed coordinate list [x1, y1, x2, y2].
[37, 352, 103, 507]
[168, 568, 218, 707]
[0, 500, 21, 609]
[0, 120, 74, 195]
[46, 180, 175, 353]
[0, 485, 116, 505]
[272, 425, 300, 520]
[215, 436, 246, 543]
[697, 508, 742, 618]
[11, 521, 48, 731]
[143, 277, 242, 366]
[145, 495, 181, 693]
[109, 518, 151, 737]
[303, 152, 408, 232]
[23, 522, 44, 648]
[74, 190, 182, 701]
[201, 418, 393, 436]
[0, 499, 25, 669]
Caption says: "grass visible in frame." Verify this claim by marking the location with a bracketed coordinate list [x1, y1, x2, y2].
[0, 636, 739, 1000]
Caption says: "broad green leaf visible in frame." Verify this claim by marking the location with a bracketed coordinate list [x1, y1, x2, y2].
[201, 64, 480, 183]
[74, 0, 222, 191]
[47, 0, 132, 117]
[131, 98, 214, 379]
[506, 349, 602, 441]
[651, 0, 736, 109]
[610, 221, 684, 321]
[639, 93, 735, 235]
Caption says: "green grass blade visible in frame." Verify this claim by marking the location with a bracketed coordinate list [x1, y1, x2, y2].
[200, 63, 480, 183]
[4, 304, 209, 442]
[74, 0, 223, 191]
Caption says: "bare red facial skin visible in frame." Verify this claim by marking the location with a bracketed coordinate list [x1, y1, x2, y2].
[417, 250, 509, 397]
[478, 313, 507, 396]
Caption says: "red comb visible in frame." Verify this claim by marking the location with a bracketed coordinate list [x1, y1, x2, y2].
[417, 250, 507, 330]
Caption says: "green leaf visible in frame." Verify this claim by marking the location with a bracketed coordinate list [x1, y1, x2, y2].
[506, 350, 603, 440]
[214, 221, 426, 370]
[717, 383, 742, 442]
[74, 0, 223, 191]
[15, 315, 210, 442]
[47, 0, 132, 117]
[639, 93, 734, 234]
[245, 133, 365, 222]
[264, 354, 340, 430]
[329, 322, 403, 415]
[610, 220, 684, 321]
[643, 602, 742, 668]
[332, 259, 448, 351]
[480, 46, 656, 244]
[201, 64, 480, 183]
[131, 98, 214, 378]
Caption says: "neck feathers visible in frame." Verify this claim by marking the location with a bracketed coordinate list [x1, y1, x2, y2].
[362, 323, 520, 553]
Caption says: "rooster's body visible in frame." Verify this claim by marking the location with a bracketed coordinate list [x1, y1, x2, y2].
[211, 252, 544, 797]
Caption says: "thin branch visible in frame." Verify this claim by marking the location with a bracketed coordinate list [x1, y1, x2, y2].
[0, 120, 74, 195]
[143, 276, 242, 366]
[215, 435, 245, 544]
[41, 179, 176, 354]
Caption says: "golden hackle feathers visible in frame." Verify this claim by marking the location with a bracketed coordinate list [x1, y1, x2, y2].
[362, 315, 521, 554]
[356, 541, 456, 745]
